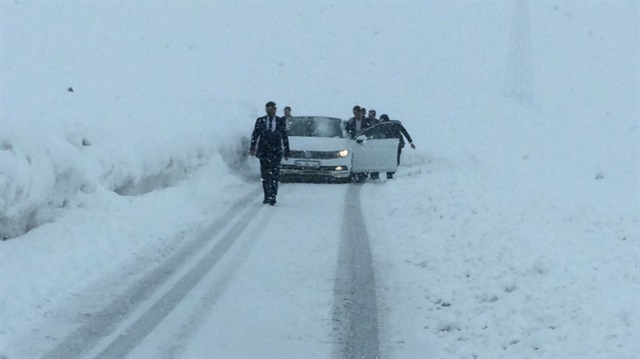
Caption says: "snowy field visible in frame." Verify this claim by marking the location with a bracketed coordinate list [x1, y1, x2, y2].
[1, 1, 638, 358]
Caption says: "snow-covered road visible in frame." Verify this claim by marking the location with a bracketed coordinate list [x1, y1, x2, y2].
[2, 2, 638, 358]
[26, 183, 383, 358]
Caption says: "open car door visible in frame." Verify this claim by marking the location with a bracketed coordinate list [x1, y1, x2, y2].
[351, 123, 399, 173]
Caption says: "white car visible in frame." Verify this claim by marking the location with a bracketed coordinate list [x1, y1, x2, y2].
[280, 116, 399, 182]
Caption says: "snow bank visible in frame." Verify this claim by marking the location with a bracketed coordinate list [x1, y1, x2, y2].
[0, 109, 249, 239]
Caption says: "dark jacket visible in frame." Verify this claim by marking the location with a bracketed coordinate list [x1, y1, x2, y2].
[345, 117, 373, 139]
[250, 115, 290, 159]
[385, 120, 414, 147]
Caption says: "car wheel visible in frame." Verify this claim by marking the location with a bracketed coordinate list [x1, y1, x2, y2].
[350, 173, 366, 183]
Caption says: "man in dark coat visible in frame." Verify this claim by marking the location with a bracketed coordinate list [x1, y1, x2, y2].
[379, 114, 416, 179]
[249, 101, 290, 205]
[345, 105, 373, 139]
[367, 109, 379, 126]
[283, 106, 292, 119]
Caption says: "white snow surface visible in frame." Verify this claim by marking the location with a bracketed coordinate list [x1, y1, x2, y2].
[1, 1, 639, 358]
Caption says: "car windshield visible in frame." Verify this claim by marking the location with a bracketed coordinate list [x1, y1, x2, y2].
[286, 117, 344, 138]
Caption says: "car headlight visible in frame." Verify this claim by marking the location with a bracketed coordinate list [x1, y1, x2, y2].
[337, 149, 349, 158]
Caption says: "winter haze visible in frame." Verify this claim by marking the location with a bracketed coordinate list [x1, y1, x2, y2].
[1, 1, 639, 358]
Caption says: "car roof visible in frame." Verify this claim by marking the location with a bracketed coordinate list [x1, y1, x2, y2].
[288, 116, 343, 121]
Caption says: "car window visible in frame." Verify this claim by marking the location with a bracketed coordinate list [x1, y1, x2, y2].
[287, 117, 344, 138]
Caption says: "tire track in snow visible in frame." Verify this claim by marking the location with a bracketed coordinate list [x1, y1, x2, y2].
[93, 202, 263, 359]
[159, 210, 276, 359]
[333, 183, 380, 359]
[43, 188, 261, 359]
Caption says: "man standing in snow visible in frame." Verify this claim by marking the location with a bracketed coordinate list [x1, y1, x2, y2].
[377, 114, 416, 180]
[250, 101, 290, 205]
[345, 105, 372, 139]
[345, 105, 373, 182]
[367, 109, 379, 126]
[283, 106, 293, 119]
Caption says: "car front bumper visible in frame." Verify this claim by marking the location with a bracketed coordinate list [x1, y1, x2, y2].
[280, 164, 350, 182]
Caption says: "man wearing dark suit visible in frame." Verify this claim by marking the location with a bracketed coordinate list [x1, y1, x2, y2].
[345, 105, 373, 139]
[249, 101, 290, 205]
[344, 105, 374, 181]
[379, 114, 416, 179]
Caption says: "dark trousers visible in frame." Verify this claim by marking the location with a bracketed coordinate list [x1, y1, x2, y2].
[260, 157, 281, 200]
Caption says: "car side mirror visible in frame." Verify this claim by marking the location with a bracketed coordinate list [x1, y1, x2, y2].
[355, 135, 366, 144]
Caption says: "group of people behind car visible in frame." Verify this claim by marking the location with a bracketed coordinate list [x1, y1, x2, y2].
[345, 104, 416, 179]
[249, 101, 417, 205]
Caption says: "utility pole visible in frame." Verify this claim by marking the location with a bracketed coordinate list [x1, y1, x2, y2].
[504, 0, 534, 104]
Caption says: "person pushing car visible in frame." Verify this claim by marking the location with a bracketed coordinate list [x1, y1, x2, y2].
[378, 114, 416, 179]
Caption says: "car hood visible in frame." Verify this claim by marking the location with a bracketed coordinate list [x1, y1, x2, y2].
[288, 136, 350, 151]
